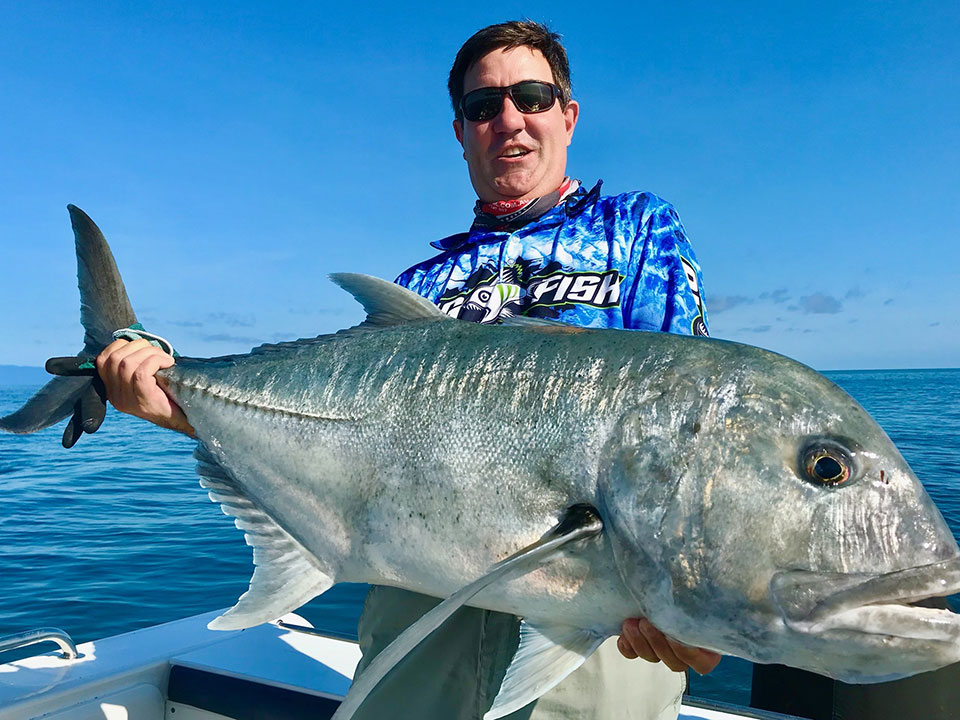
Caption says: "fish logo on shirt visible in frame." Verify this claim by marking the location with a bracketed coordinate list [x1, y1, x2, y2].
[440, 265, 525, 323]
[461, 278, 524, 324]
[438, 261, 625, 324]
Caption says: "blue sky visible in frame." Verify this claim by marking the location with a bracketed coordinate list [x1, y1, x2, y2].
[0, 1, 957, 370]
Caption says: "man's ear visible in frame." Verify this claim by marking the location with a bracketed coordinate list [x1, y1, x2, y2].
[563, 100, 580, 146]
[453, 118, 464, 146]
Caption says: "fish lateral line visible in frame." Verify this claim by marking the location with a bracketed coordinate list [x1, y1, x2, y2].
[164, 376, 365, 424]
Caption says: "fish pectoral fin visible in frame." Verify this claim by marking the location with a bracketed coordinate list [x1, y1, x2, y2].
[484, 622, 607, 720]
[329, 504, 603, 720]
[328, 273, 449, 330]
[194, 444, 334, 631]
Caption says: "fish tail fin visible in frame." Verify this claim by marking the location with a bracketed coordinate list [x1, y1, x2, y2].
[0, 205, 138, 445]
[0, 376, 90, 434]
[69, 204, 138, 356]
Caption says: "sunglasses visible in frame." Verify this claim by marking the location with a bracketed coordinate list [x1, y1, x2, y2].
[460, 80, 562, 122]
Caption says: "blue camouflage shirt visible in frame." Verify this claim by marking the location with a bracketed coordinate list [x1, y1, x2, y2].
[395, 181, 709, 336]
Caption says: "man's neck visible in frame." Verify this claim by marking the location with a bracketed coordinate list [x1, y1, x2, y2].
[472, 178, 578, 231]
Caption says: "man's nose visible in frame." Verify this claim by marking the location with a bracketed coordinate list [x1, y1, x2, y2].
[493, 93, 525, 132]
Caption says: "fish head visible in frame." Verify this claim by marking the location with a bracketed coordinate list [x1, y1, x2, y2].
[599, 340, 960, 681]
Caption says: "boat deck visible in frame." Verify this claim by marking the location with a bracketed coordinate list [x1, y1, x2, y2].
[0, 610, 804, 720]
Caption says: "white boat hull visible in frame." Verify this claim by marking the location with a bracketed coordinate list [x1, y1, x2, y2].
[0, 611, 799, 720]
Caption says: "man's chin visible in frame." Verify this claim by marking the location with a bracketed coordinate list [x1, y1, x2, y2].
[488, 174, 549, 203]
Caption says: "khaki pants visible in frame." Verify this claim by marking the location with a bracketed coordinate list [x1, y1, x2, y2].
[353, 585, 685, 720]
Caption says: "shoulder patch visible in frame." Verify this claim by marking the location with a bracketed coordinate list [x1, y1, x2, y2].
[678, 256, 709, 337]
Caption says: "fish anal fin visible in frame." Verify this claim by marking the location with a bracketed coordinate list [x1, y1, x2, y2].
[194, 444, 334, 630]
[484, 622, 606, 720]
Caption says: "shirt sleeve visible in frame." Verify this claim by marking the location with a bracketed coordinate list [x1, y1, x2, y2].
[622, 198, 709, 337]
[394, 267, 416, 290]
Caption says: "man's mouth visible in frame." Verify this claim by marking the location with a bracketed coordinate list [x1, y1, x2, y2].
[498, 147, 532, 160]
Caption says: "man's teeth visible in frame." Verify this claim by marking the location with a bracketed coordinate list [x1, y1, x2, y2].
[502, 150, 528, 158]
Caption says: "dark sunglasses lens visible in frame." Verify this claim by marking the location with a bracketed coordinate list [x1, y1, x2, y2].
[461, 82, 559, 121]
[462, 89, 504, 122]
[511, 82, 557, 113]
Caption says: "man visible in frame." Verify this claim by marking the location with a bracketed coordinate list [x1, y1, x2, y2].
[97, 20, 719, 719]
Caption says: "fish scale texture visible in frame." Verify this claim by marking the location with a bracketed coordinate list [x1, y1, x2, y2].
[164, 320, 670, 629]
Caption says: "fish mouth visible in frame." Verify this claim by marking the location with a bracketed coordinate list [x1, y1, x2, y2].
[771, 557, 960, 645]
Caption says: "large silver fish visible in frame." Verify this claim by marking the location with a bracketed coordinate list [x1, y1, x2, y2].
[4, 207, 960, 719]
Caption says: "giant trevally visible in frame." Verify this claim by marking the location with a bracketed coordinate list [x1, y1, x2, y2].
[3, 207, 960, 720]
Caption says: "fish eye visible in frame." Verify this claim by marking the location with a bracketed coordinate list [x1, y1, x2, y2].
[800, 442, 854, 487]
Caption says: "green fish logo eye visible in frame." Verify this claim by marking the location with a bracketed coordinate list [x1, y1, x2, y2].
[802, 444, 853, 487]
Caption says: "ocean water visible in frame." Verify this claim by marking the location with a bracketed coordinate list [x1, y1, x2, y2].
[1, 368, 958, 708]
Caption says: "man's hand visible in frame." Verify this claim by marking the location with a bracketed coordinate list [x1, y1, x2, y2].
[618, 618, 721, 675]
[96, 339, 195, 436]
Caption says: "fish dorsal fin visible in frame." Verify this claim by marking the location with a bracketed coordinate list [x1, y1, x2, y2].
[330, 505, 603, 720]
[484, 622, 606, 719]
[329, 273, 448, 329]
[194, 444, 334, 630]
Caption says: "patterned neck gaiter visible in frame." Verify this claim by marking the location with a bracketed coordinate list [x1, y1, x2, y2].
[471, 178, 578, 231]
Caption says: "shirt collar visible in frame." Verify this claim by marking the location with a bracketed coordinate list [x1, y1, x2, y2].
[430, 180, 603, 252]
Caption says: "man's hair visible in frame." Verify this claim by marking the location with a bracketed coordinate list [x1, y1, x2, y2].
[448, 20, 572, 121]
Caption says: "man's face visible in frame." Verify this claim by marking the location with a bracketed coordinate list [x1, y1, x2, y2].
[454, 46, 579, 204]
